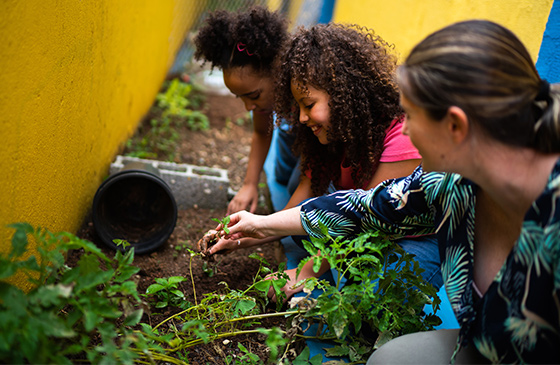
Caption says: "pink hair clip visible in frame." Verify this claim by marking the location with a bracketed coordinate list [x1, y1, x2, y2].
[236, 42, 254, 56]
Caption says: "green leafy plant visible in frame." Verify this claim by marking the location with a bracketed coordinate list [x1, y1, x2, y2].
[212, 215, 231, 234]
[0, 223, 146, 364]
[0, 224, 301, 364]
[137, 250, 302, 364]
[125, 116, 179, 160]
[292, 347, 323, 365]
[145, 276, 190, 309]
[1, 222, 442, 364]
[225, 342, 261, 364]
[156, 78, 209, 131]
[293, 227, 442, 363]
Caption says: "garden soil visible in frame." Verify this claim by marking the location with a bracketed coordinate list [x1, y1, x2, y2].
[70, 91, 293, 364]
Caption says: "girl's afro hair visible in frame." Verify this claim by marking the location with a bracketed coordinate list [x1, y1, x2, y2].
[194, 6, 288, 72]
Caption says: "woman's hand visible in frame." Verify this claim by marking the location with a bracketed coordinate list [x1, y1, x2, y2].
[206, 236, 240, 255]
[227, 183, 259, 215]
[218, 210, 268, 241]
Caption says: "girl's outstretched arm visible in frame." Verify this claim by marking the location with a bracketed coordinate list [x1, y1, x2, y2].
[222, 207, 305, 240]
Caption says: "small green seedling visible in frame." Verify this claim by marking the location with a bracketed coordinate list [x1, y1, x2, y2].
[212, 216, 231, 234]
[113, 238, 130, 250]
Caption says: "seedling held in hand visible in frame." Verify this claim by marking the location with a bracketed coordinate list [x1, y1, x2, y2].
[197, 216, 231, 259]
[212, 215, 230, 234]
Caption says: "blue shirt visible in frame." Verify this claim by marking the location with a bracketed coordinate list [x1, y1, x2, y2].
[300, 159, 560, 363]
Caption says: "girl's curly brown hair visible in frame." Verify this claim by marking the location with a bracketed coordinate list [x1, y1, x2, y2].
[275, 23, 402, 196]
[194, 6, 288, 74]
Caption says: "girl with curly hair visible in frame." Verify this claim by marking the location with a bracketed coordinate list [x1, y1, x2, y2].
[194, 6, 298, 215]
[276, 23, 419, 203]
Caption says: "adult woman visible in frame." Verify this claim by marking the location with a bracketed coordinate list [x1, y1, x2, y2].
[220, 20, 560, 363]
[194, 6, 298, 215]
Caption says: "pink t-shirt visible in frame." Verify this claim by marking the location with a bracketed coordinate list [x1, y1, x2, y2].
[320, 118, 420, 190]
[379, 118, 421, 162]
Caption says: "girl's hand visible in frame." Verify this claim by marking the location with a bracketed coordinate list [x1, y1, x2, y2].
[265, 256, 330, 302]
[266, 268, 305, 303]
[227, 184, 259, 215]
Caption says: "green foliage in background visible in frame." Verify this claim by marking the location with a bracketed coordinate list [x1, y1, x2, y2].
[125, 78, 209, 162]
[156, 78, 209, 131]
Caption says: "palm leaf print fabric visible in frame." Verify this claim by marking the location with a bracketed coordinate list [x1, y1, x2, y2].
[300, 161, 560, 363]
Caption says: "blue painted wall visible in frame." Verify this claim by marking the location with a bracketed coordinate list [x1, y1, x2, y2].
[537, 0, 560, 83]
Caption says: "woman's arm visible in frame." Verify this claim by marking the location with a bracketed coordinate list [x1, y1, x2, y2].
[227, 112, 273, 215]
[223, 207, 305, 240]
[207, 235, 282, 255]
[301, 166, 437, 240]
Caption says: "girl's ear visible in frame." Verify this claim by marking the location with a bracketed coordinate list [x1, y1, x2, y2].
[445, 106, 469, 144]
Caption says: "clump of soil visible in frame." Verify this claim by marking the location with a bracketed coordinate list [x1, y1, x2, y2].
[70, 87, 291, 363]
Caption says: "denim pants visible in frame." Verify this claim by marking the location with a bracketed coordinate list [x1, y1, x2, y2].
[263, 122, 300, 211]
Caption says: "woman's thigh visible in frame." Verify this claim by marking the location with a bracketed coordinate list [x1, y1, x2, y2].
[367, 329, 488, 364]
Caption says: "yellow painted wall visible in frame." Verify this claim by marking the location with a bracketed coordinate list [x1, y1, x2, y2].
[333, 0, 553, 62]
[0, 0, 198, 290]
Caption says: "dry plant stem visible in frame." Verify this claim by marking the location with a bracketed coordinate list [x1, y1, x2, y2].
[189, 253, 198, 310]
[170, 328, 288, 352]
[213, 311, 299, 327]
[132, 349, 188, 365]
[152, 307, 296, 334]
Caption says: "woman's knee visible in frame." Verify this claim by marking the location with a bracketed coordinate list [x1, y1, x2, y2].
[367, 329, 488, 364]
[367, 329, 459, 365]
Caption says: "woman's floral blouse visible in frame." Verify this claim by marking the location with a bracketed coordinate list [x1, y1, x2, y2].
[300, 159, 560, 363]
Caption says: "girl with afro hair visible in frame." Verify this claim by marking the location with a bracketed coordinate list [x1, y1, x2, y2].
[194, 6, 299, 215]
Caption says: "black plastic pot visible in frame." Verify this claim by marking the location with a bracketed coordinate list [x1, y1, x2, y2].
[92, 161, 177, 255]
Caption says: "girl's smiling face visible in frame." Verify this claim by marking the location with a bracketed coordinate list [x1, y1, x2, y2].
[291, 81, 332, 144]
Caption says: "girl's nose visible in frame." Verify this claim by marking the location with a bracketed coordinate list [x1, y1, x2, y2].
[299, 108, 308, 124]
[243, 99, 256, 111]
